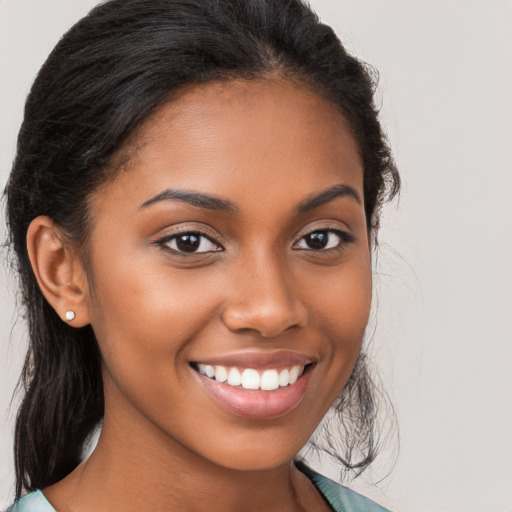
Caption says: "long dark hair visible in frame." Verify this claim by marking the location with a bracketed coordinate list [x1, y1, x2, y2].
[5, 0, 399, 498]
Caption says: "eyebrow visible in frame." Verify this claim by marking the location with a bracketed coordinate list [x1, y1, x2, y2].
[296, 184, 361, 213]
[139, 183, 361, 215]
[139, 189, 238, 214]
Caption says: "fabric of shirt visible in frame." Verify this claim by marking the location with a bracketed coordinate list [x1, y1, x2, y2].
[6, 466, 391, 512]
[297, 462, 391, 512]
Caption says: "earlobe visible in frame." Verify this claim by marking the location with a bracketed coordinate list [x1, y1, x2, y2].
[26, 216, 91, 327]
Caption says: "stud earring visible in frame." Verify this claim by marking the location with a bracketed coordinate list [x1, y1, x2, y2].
[65, 311, 76, 321]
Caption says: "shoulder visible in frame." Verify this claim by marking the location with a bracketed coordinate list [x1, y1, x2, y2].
[296, 461, 392, 512]
[4, 491, 56, 512]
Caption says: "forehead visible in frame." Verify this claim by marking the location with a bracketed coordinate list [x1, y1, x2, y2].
[92, 78, 363, 215]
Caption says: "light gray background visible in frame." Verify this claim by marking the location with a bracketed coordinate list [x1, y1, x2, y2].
[1, 1, 511, 511]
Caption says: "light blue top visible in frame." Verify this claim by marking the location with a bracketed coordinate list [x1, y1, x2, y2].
[6, 466, 390, 512]
[5, 491, 53, 512]
[301, 464, 391, 512]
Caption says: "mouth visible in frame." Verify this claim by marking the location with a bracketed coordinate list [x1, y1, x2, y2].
[193, 362, 309, 391]
[190, 356, 316, 420]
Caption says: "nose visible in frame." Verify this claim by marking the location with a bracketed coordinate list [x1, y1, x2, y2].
[221, 254, 308, 338]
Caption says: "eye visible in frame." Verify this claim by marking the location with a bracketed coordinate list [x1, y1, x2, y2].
[157, 232, 222, 254]
[294, 229, 354, 251]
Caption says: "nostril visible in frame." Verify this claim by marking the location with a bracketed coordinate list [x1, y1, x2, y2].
[221, 303, 308, 338]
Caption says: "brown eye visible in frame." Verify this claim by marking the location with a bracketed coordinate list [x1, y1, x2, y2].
[294, 229, 355, 251]
[304, 231, 329, 250]
[176, 234, 201, 252]
[159, 232, 222, 254]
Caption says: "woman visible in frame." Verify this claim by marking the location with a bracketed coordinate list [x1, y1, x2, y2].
[5, 0, 399, 510]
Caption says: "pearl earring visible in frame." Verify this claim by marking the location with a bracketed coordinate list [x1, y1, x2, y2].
[65, 311, 76, 321]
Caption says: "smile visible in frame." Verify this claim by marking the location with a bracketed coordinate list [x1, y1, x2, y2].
[196, 363, 305, 390]
[191, 354, 316, 420]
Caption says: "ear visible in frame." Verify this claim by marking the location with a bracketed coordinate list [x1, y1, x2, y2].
[26, 216, 91, 327]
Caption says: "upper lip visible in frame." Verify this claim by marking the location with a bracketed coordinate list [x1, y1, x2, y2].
[190, 350, 315, 370]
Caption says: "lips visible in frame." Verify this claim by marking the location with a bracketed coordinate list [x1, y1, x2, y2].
[190, 351, 315, 420]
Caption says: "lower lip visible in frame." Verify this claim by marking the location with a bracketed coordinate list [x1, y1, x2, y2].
[194, 367, 313, 420]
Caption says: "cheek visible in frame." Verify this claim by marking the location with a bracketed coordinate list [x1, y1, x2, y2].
[86, 252, 224, 391]
[306, 256, 372, 388]
[87, 267, 228, 452]
[309, 255, 372, 334]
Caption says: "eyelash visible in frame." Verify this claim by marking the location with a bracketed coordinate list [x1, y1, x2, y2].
[154, 226, 355, 255]
[155, 228, 223, 255]
[293, 228, 355, 252]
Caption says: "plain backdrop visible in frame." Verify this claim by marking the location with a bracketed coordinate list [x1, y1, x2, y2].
[1, 1, 511, 511]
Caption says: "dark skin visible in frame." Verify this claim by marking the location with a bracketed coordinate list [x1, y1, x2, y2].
[27, 78, 371, 511]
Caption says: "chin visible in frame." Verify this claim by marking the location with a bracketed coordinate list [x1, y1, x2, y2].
[194, 428, 309, 472]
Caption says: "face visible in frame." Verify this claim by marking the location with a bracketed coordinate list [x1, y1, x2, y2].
[83, 79, 372, 471]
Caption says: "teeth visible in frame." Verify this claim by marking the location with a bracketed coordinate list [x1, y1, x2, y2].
[197, 363, 306, 390]
[278, 368, 290, 387]
[241, 369, 260, 390]
[260, 369, 279, 390]
[214, 365, 228, 383]
[227, 367, 242, 386]
[289, 365, 300, 384]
